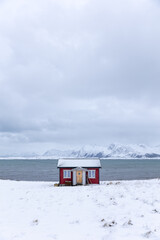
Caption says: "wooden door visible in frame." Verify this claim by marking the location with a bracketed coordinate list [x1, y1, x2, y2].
[76, 170, 83, 184]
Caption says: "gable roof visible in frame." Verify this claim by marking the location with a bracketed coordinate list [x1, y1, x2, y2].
[57, 158, 101, 168]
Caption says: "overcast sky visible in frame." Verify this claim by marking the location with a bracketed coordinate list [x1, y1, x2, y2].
[0, 0, 160, 154]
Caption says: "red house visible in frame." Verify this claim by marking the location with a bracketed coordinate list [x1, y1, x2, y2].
[57, 158, 101, 186]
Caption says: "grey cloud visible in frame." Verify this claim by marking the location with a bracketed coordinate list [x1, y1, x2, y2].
[0, 0, 160, 153]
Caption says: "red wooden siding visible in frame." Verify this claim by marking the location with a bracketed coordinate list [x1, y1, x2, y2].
[59, 167, 100, 185]
[86, 168, 99, 184]
[59, 168, 72, 185]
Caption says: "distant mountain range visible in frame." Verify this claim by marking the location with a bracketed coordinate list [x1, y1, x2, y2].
[1, 144, 160, 159]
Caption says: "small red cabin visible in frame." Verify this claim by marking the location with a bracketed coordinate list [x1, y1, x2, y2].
[57, 158, 101, 186]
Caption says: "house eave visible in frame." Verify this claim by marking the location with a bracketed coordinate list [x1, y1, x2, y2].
[57, 166, 101, 169]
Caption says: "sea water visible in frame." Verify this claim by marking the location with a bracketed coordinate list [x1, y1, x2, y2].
[0, 159, 160, 181]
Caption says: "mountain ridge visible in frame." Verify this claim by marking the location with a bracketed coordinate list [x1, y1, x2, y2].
[1, 144, 160, 159]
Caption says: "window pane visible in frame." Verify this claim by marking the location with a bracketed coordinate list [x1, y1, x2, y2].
[64, 170, 71, 178]
[67, 171, 71, 178]
[88, 170, 95, 178]
[92, 170, 95, 178]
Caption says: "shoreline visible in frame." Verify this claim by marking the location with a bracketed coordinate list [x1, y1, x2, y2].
[0, 157, 160, 160]
[0, 178, 160, 183]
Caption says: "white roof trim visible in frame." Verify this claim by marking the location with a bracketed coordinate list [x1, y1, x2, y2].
[57, 158, 101, 168]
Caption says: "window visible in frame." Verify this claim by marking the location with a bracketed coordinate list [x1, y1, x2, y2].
[88, 170, 96, 178]
[63, 170, 71, 178]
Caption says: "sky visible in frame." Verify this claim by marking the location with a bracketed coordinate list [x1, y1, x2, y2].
[0, 0, 160, 154]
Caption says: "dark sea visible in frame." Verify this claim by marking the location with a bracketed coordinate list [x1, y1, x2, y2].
[0, 159, 160, 181]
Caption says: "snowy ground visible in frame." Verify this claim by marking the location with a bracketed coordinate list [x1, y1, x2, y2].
[0, 180, 160, 240]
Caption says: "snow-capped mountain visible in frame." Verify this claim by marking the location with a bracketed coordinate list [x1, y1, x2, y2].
[1, 144, 160, 159]
[42, 144, 160, 159]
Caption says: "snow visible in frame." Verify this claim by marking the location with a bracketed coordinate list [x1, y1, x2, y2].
[57, 158, 101, 168]
[0, 180, 160, 240]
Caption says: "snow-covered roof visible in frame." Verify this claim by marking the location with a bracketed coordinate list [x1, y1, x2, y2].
[57, 158, 101, 168]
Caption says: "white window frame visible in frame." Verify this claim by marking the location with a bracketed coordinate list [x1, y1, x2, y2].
[63, 170, 71, 179]
[88, 170, 96, 179]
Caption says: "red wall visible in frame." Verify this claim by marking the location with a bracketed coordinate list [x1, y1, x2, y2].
[86, 168, 99, 184]
[59, 167, 100, 185]
[59, 168, 72, 185]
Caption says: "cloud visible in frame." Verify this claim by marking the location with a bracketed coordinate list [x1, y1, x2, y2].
[0, 0, 160, 153]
